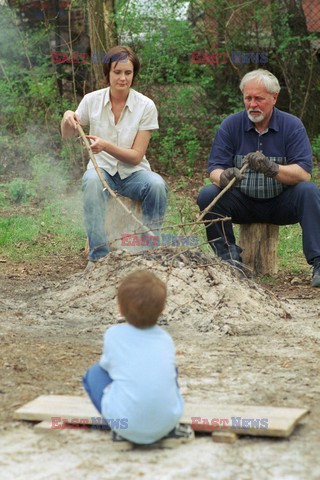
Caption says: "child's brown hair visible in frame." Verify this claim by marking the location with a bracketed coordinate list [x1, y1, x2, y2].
[117, 270, 166, 328]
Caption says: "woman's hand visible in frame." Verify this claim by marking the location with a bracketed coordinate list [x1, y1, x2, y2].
[86, 135, 107, 154]
[85, 130, 151, 165]
[64, 111, 80, 129]
[61, 111, 80, 138]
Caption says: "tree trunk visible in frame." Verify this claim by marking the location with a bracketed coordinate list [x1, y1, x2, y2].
[88, 0, 117, 89]
[239, 224, 279, 275]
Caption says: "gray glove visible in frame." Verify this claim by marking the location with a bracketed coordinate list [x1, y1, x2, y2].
[245, 151, 279, 178]
[219, 167, 244, 189]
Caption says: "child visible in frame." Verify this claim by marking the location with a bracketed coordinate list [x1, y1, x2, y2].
[83, 269, 194, 448]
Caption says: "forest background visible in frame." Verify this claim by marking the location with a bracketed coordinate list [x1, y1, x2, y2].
[0, 0, 320, 275]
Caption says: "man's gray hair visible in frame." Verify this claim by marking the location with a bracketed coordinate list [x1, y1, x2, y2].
[240, 69, 281, 94]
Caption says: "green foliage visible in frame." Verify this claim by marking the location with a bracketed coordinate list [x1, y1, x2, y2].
[0, 190, 10, 207]
[312, 161, 320, 187]
[0, 4, 61, 133]
[153, 122, 202, 176]
[147, 85, 215, 174]
[7, 178, 33, 203]
[312, 135, 320, 161]
[1, 151, 72, 206]
[138, 20, 199, 85]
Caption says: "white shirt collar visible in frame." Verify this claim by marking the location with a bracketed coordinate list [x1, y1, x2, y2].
[104, 87, 134, 112]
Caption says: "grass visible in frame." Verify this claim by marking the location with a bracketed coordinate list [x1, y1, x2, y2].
[0, 186, 210, 261]
[0, 175, 316, 273]
[163, 190, 209, 250]
[278, 224, 307, 272]
[0, 193, 86, 261]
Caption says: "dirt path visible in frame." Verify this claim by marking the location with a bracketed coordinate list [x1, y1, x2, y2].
[0, 253, 319, 480]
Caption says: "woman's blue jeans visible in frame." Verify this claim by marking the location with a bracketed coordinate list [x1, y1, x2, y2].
[82, 169, 168, 261]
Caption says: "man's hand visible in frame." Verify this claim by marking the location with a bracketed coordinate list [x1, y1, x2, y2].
[219, 167, 244, 189]
[86, 135, 107, 154]
[245, 151, 279, 178]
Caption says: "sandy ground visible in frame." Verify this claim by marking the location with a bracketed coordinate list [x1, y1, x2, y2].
[0, 249, 319, 480]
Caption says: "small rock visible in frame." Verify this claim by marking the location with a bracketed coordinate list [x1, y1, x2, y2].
[290, 277, 302, 285]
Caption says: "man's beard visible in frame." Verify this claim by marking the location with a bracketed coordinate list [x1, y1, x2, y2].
[247, 109, 265, 123]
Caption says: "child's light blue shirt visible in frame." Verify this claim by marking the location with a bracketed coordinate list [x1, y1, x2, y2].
[99, 323, 184, 444]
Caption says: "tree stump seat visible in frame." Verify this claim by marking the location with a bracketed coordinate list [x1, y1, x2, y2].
[85, 196, 143, 257]
[106, 195, 143, 251]
[238, 223, 279, 275]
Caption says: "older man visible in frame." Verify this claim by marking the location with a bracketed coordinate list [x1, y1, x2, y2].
[197, 69, 320, 287]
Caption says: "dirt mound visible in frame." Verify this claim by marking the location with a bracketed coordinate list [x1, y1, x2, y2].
[36, 247, 288, 336]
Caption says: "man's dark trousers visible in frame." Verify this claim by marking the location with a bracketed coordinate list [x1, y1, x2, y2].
[197, 181, 320, 264]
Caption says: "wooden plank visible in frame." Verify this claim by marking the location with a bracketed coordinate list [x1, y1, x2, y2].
[34, 420, 60, 433]
[14, 395, 309, 438]
[211, 431, 238, 444]
[14, 395, 101, 425]
[33, 419, 109, 433]
[181, 403, 309, 437]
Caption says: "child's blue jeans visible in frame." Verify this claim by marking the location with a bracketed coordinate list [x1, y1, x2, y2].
[82, 362, 113, 413]
[83, 363, 180, 415]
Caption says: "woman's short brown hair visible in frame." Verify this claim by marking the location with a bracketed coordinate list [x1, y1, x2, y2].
[117, 270, 167, 328]
[103, 45, 140, 85]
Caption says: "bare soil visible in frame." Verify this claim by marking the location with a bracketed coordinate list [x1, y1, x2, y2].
[0, 247, 319, 480]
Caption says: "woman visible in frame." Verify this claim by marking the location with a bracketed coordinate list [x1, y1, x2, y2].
[61, 45, 167, 267]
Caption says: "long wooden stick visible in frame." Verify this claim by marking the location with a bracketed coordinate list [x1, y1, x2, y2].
[199, 163, 249, 221]
[190, 162, 249, 234]
[77, 124, 155, 237]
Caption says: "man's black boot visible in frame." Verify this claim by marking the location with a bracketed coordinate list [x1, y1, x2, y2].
[311, 257, 320, 288]
[210, 240, 246, 273]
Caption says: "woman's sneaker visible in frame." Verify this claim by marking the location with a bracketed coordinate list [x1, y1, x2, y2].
[159, 424, 195, 448]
